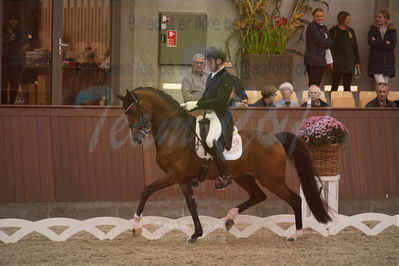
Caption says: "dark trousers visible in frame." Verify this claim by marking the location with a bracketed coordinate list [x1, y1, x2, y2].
[1, 67, 22, 104]
[331, 72, 353, 91]
[210, 141, 230, 177]
[307, 65, 325, 87]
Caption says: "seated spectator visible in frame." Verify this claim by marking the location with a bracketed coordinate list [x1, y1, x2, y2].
[300, 85, 329, 107]
[365, 82, 396, 107]
[275, 82, 299, 107]
[181, 53, 207, 102]
[249, 86, 277, 107]
[75, 85, 112, 105]
[224, 60, 248, 107]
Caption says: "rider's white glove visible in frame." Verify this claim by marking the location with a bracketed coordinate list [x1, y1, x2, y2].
[180, 101, 198, 111]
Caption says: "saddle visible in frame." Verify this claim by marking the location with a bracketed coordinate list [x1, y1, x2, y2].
[195, 115, 242, 161]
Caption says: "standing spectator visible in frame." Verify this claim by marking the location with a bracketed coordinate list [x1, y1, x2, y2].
[329, 11, 360, 91]
[304, 8, 334, 87]
[249, 86, 277, 107]
[300, 85, 329, 107]
[1, 15, 29, 104]
[275, 82, 299, 107]
[305, 8, 333, 86]
[181, 53, 207, 102]
[365, 83, 396, 108]
[367, 10, 396, 84]
[224, 60, 248, 107]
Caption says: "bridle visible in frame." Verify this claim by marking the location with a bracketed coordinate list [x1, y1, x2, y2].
[123, 91, 153, 145]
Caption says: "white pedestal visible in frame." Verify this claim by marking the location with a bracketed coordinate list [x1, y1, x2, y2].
[300, 175, 340, 220]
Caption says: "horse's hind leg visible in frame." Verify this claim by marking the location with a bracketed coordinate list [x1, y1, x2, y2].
[132, 177, 175, 236]
[267, 182, 303, 241]
[179, 182, 202, 243]
[225, 174, 267, 231]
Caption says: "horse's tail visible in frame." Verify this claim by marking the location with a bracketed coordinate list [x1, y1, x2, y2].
[274, 132, 331, 224]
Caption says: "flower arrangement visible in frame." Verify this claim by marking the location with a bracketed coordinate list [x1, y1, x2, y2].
[227, 0, 329, 56]
[296, 116, 348, 147]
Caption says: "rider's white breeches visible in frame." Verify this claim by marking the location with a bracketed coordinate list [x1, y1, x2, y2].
[205, 111, 222, 148]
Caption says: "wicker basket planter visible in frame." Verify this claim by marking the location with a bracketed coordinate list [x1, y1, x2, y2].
[307, 143, 340, 176]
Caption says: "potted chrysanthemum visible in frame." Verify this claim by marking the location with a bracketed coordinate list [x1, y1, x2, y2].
[296, 116, 348, 176]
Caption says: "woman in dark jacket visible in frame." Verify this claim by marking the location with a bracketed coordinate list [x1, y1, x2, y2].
[367, 10, 396, 84]
[329, 11, 360, 91]
[304, 8, 334, 87]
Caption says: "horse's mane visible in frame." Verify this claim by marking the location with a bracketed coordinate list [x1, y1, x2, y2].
[134, 87, 183, 111]
[133, 87, 195, 140]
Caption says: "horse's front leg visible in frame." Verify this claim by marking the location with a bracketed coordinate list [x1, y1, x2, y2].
[132, 176, 175, 236]
[179, 182, 203, 243]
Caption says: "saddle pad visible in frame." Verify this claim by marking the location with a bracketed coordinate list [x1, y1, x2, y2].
[195, 116, 242, 160]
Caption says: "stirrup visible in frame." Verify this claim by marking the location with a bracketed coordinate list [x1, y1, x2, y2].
[215, 175, 232, 190]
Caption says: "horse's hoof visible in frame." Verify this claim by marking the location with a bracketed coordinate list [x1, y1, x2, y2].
[132, 227, 142, 237]
[187, 237, 197, 244]
[287, 229, 303, 241]
[225, 219, 234, 231]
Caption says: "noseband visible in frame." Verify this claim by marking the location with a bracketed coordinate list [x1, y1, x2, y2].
[123, 91, 152, 145]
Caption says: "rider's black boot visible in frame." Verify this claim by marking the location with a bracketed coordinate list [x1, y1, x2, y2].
[210, 140, 232, 190]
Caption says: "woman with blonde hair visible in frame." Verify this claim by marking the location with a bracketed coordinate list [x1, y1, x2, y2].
[304, 8, 333, 86]
[367, 10, 396, 84]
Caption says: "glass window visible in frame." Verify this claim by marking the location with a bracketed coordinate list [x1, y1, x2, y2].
[61, 0, 112, 106]
[1, 0, 52, 105]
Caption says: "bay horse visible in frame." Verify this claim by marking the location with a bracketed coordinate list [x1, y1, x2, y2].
[116, 87, 331, 243]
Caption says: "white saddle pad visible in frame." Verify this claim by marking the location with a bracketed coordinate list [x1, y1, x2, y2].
[195, 116, 243, 160]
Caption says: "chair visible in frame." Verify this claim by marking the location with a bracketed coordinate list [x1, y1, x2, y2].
[359, 91, 376, 107]
[301, 90, 327, 104]
[246, 90, 262, 104]
[274, 91, 299, 105]
[324, 85, 358, 92]
[388, 91, 399, 101]
[331, 91, 355, 107]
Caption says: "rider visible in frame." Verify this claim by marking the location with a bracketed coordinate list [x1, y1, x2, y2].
[181, 47, 234, 190]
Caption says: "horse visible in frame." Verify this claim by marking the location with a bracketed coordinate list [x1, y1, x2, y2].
[116, 87, 331, 243]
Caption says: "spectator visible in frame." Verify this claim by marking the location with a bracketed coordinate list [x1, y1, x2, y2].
[224, 60, 248, 107]
[181, 53, 207, 102]
[1, 15, 29, 104]
[249, 86, 277, 107]
[367, 10, 396, 84]
[74, 85, 112, 106]
[275, 82, 299, 107]
[365, 83, 396, 108]
[301, 85, 329, 107]
[329, 11, 360, 91]
[304, 8, 333, 87]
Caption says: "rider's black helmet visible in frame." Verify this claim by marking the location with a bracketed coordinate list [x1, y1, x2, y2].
[205, 47, 226, 63]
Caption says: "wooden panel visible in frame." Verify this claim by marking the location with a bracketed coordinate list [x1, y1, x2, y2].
[49, 108, 145, 201]
[0, 108, 54, 202]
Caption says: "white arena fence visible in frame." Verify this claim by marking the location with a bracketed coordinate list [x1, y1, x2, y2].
[0, 213, 398, 243]
[1, 176, 397, 243]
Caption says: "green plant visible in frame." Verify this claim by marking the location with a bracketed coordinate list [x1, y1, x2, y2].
[226, 0, 329, 57]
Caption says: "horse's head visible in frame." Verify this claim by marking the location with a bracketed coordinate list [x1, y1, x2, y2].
[116, 89, 153, 144]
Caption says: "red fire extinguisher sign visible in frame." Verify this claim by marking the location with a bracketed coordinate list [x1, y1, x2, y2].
[167, 30, 177, 47]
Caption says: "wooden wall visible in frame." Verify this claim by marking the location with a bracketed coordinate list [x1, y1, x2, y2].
[0, 106, 144, 202]
[0, 106, 398, 203]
